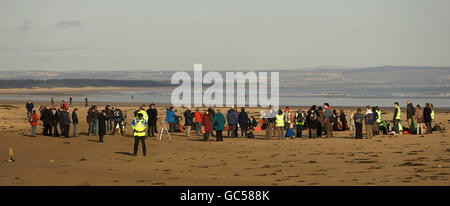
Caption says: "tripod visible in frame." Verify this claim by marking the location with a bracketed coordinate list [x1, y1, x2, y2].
[158, 121, 172, 142]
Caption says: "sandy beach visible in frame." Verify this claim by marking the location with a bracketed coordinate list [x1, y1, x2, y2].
[0, 102, 449, 186]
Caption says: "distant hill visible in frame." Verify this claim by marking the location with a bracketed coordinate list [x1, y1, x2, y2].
[0, 79, 171, 89]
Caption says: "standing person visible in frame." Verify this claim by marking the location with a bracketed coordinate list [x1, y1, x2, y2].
[72, 108, 79, 137]
[317, 106, 325, 137]
[69, 96, 73, 106]
[307, 105, 319, 138]
[183, 107, 194, 137]
[62, 108, 71, 138]
[58, 108, 65, 135]
[238, 107, 249, 138]
[283, 107, 292, 131]
[132, 113, 147, 156]
[406, 100, 415, 131]
[265, 107, 276, 139]
[371, 107, 379, 136]
[194, 108, 202, 135]
[226, 106, 238, 138]
[392, 102, 401, 136]
[212, 109, 226, 141]
[51, 96, 54, 106]
[41, 106, 52, 136]
[293, 109, 305, 138]
[415, 105, 424, 136]
[93, 106, 99, 135]
[201, 111, 212, 141]
[146, 103, 158, 137]
[324, 103, 334, 138]
[339, 109, 347, 131]
[165, 107, 176, 133]
[112, 106, 125, 136]
[26, 100, 34, 119]
[349, 110, 355, 131]
[353, 108, 364, 139]
[424, 103, 432, 134]
[87, 107, 96, 135]
[430, 103, 435, 122]
[375, 106, 382, 135]
[275, 109, 285, 140]
[105, 105, 114, 132]
[98, 110, 107, 142]
[29, 110, 38, 137]
[84, 97, 88, 107]
[50, 107, 60, 137]
[364, 106, 375, 139]
[208, 107, 216, 137]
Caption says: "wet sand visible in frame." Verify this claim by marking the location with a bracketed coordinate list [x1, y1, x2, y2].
[0, 102, 449, 185]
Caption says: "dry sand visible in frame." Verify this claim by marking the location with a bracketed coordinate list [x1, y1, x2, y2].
[0, 102, 449, 186]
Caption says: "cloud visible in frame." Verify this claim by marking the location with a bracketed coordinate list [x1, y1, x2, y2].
[54, 20, 84, 29]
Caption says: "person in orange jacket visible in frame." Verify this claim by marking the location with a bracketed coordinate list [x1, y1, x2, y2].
[194, 108, 203, 135]
[30, 110, 39, 137]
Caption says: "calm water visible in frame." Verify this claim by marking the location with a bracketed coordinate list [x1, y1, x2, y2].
[1, 88, 449, 107]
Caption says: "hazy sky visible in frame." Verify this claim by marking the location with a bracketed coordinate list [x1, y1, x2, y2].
[1, 0, 449, 71]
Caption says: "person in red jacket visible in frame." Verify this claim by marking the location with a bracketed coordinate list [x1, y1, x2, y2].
[201, 111, 212, 141]
[194, 108, 203, 135]
[30, 110, 39, 137]
[60, 100, 68, 111]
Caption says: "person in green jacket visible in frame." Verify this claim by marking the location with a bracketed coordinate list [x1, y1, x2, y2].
[212, 109, 226, 141]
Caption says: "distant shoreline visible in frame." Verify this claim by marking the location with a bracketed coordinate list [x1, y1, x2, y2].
[0, 86, 175, 95]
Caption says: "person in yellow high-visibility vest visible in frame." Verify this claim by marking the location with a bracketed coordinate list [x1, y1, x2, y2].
[276, 109, 285, 140]
[132, 113, 148, 156]
[375, 106, 382, 135]
[392, 102, 401, 135]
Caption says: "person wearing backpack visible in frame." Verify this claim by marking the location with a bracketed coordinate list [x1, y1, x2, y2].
[364, 106, 375, 139]
[353, 108, 364, 139]
[293, 110, 305, 138]
[307, 105, 319, 138]
[29, 110, 39, 137]
[112, 106, 125, 136]
[324, 103, 334, 138]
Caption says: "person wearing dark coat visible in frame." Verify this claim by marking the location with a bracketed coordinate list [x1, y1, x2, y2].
[50, 107, 60, 137]
[201, 111, 212, 141]
[307, 105, 320, 138]
[41, 106, 52, 136]
[62, 108, 71, 138]
[105, 105, 114, 132]
[98, 110, 107, 142]
[424, 103, 432, 134]
[212, 110, 226, 141]
[208, 107, 215, 137]
[339, 109, 347, 131]
[317, 107, 325, 137]
[238, 107, 249, 138]
[146, 103, 158, 137]
[183, 107, 194, 136]
[72, 108, 79, 137]
[58, 108, 65, 136]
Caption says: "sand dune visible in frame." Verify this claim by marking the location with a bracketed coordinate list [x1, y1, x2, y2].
[0, 102, 449, 185]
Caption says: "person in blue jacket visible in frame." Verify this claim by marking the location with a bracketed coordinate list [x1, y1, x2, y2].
[165, 107, 176, 133]
[26, 99, 34, 119]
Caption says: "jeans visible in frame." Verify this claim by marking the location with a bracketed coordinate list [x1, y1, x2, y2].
[168, 122, 174, 133]
[89, 121, 95, 134]
[195, 122, 202, 134]
[393, 120, 400, 134]
[107, 119, 113, 131]
[94, 119, 99, 135]
[73, 124, 78, 137]
[31, 125, 36, 136]
[133, 136, 146, 155]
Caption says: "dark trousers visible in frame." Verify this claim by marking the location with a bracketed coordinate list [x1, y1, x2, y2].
[240, 124, 248, 137]
[133, 136, 146, 155]
[63, 125, 70, 137]
[99, 134, 104, 142]
[113, 121, 124, 135]
[317, 124, 323, 137]
[203, 131, 210, 141]
[216, 130, 223, 141]
[355, 123, 363, 139]
[168, 122, 174, 133]
[52, 123, 59, 137]
[426, 122, 432, 134]
[228, 124, 236, 137]
[43, 122, 52, 136]
[295, 125, 303, 138]
[148, 123, 157, 136]
[107, 119, 113, 131]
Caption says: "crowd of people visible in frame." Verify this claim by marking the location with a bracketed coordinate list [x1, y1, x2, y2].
[24, 98, 437, 156]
